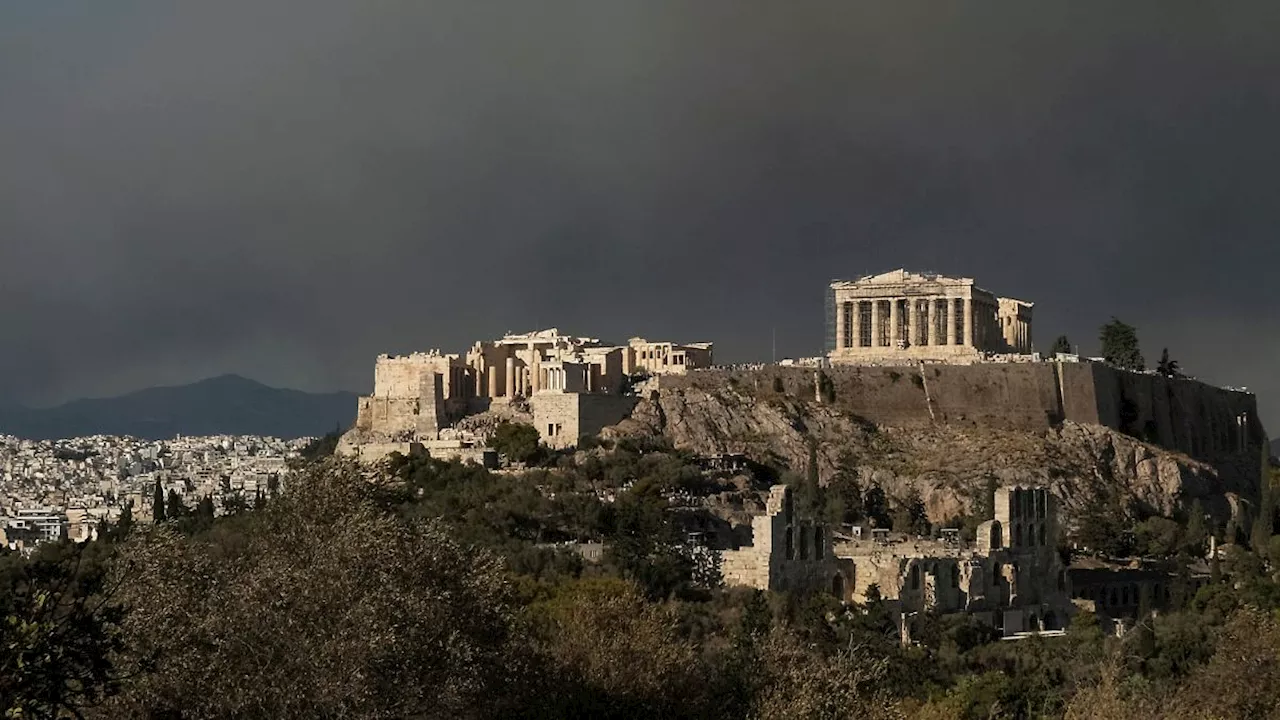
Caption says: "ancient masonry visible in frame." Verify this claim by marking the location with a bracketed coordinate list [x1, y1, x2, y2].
[826, 269, 1033, 364]
[337, 330, 714, 461]
[722, 485, 1075, 641]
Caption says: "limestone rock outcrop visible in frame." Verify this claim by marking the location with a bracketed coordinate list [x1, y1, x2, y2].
[604, 382, 1255, 528]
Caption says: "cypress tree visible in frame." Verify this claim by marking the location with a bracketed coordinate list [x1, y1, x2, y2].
[152, 479, 166, 523]
[166, 489, 188, 519]
[118, 500, 134, 538]
[1185, 499, 1206, 556]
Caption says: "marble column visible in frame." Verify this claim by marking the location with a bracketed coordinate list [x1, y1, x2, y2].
[505, 357, 515, 397]
[851, 302, 862, 348]
[964, 298, 974, 348]
[907, 299, 918, 348]
[946, 298, 957, 346]
[870, 300, 882, 347]
[927, 298, 939, 346]
[889, 297, 901, 348]
[835, 301, 846, 352]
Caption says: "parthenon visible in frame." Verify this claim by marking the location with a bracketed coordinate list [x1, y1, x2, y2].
[826, 269, 1033, 364]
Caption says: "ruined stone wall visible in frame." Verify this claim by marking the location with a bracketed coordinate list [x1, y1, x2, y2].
[720, 486, 853, 599]
[532, 393, 639, 449]
[577, 394, 639, 444]
[530, 393, 578, 448]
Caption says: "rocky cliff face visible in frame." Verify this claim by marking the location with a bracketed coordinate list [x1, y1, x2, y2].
[604, 381, 1254, 528]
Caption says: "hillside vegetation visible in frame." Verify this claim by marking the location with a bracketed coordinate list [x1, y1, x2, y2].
[6, 447, 1280, 719]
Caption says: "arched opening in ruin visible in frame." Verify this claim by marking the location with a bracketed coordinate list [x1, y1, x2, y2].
[1012, 488, 1023, 518]
[1108, 588, 1118, 607]
[910, 565, 920, 590]
[1013, 524, 1022, 547]
[1027, 612, 1039, 632]
[1039, 524, 1047, 547]
[1043, 611, 1059, 631]
[989, 521, 1003, 549]
[831, 573, 845, 600]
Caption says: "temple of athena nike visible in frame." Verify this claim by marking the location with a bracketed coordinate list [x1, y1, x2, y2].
[826, 269, 1033, 364]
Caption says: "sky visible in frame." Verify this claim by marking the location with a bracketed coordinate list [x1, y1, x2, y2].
[2, 2, 1279, 424]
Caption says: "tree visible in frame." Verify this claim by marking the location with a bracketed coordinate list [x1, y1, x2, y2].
[1251, 453, 1274, 553]
[1099, 317, 1145, 371]
[152, 479, 166, 524]
[793, 442, 823, 517]
[165, 489, 189, 520]
[1155, 347, 1181, 377]
[524, 579, 712, 718]
[115, 500, 134, 541]
[0, 541, 125, 718]
[863, 485, 891, 529]
[197, 495, 215, 523]
[891, 492, 929, 536]
[1184, 499, 1207, 556]
[489, 422, 545, 464]
[1051, 335, 1072, 357]
[99, 461, 524, 718]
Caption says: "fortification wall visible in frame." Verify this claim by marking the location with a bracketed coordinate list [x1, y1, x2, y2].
[531, 393, 639, 448]
[662, 362, 1265, 469]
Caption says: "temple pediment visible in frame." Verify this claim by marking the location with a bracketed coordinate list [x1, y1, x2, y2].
[834, 269, 976, 288]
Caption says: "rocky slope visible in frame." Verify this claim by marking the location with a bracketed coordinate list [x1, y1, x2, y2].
[604, 381, 1254, 528]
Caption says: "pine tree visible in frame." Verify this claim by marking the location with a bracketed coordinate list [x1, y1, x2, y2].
[1099, 317, 1145, 371]
[1156, 348, 1181, 377]
[1050, 335, 1072, 357]
[152, 479, 166, 523]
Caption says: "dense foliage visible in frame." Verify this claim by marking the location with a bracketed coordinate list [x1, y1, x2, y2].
[1099, 318, 1145, 371]
[5, 449, 1280, 719]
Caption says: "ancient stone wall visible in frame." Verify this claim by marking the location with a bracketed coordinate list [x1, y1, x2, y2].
[720, 486, 855, 600]
[660, 361, 1265, 470]
[530, 393, 639, 449]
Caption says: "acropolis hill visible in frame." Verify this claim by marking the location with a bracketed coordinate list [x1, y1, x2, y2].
[338, 269, 1267, 529]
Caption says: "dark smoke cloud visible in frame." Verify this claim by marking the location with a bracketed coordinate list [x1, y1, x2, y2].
[2, 2, 1279, 426]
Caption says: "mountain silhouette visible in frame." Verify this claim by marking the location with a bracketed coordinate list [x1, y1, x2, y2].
[0, 374, 357, 440]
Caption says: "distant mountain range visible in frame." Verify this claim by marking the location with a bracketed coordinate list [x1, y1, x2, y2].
[0, 375, 358, 441]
